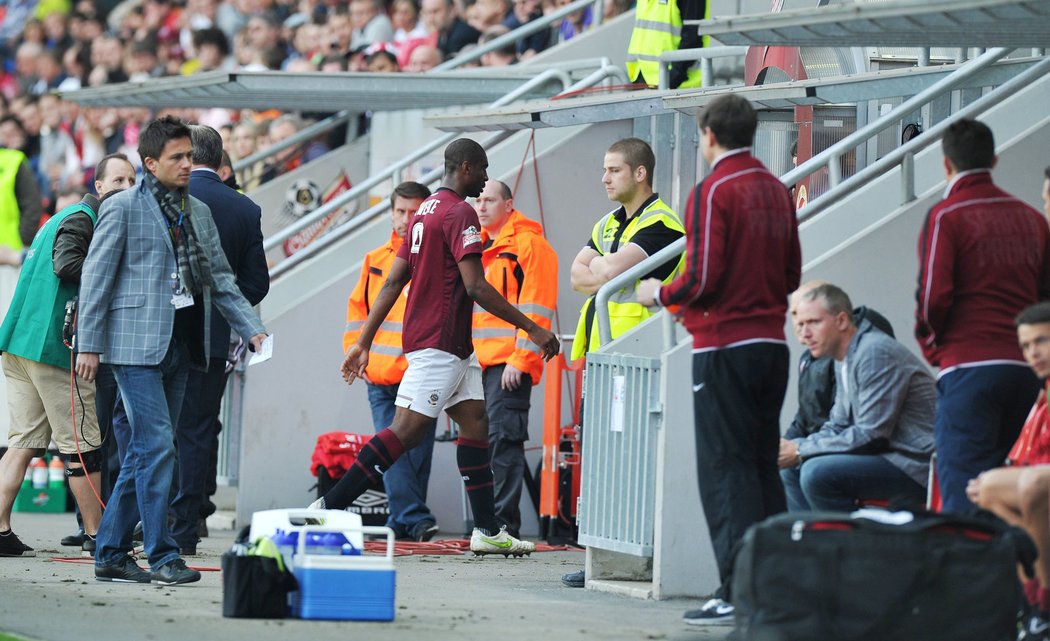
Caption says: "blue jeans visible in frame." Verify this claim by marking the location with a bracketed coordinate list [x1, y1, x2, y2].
[95, 339, 189, 570]
[366, 383, 436, 536]
[780, 454, 926, 512]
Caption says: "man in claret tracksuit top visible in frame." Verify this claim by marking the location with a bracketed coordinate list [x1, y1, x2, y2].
[915, 118, 1050, 513]
[638, 94, 801, 627]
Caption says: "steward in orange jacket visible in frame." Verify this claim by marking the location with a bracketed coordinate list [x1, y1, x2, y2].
[344, 231, 409, 386]
[472, 180, 558, 536]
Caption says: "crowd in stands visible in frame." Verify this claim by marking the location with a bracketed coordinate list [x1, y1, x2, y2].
[0, 0, 630, 227]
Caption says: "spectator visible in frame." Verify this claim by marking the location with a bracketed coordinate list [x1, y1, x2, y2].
[126, 37, 164, 81]
[915, 119, 1050, 512]
[350, 0, 395, 51]
[421, 0, 481, 57]
[471, 0, 510, 31]
[604, 0, 630, 20]
[38, 93, 80, 195]
[244, 11, 284, 52]
[391, 0, 429, 44]
[778, 283, 935, 512]
[502, 0, 548, 58]
[556, 0, 592, 42]
[260, 114, 331, 182]
[405, 43, 444, 72]
[967, 302, 1050, 639]
[478, 26, 516, 66]
[325, 7, 355, 56]
[189, 27, 231, 72]
[30, 49, 66, 95]
[636, 94, 800, 625]
[14, 42, 43, 96]
[367, 48, 401, 72]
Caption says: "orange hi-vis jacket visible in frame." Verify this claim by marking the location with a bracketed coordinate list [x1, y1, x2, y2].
[473, 210, 558, 385]
[343, 231, 409, 386]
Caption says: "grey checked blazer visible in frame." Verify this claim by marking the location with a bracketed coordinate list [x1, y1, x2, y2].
[78, 179, 266, 366]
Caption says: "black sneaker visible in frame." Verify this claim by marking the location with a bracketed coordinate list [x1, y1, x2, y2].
[561, 570, 585, 588]
[82, 535, 96, 557]
[61, 529, 86, 547]
[151, 558, 201, 585]
[683, 598, 735, 626]
[95, 557, 151, 583]
[410, 520, 439, 542]
[1020, 611, 1050, 640]
[0, 531, 35, 557]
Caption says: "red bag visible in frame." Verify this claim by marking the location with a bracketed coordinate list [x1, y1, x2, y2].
[1007, 390, 1050, 466]
[310, 432, 370, 479]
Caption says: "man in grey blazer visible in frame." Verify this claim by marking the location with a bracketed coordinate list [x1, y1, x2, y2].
[75, 116, 267, 585]
[777, 283, 936, 512]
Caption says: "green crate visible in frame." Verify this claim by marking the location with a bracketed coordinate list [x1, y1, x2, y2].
[13, 484, 66, 513]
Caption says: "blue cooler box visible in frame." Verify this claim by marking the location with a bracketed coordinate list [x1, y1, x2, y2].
[290, 525, 396, 621]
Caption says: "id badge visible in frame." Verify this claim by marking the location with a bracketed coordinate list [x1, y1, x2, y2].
[171, 292, 195, 309]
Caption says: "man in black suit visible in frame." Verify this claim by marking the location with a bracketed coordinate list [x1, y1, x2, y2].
[170, 125, 269, 554]
[421, 0, 481, 57]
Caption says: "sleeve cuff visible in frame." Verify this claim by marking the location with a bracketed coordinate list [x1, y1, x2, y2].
[652, 285, 663, 308]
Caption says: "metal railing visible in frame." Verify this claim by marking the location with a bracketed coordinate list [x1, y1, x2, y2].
[232, 110, 353, 174]
[268, 62, 631, 278]
[594, 239, 684, 347]
[790, 50, 1050, 221]
[434, 0, 606, 71]
[657, 46, 749, 89]
[577, 351, 662, 556]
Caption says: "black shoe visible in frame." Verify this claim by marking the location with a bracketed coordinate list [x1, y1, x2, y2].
[683, 598, 735, 626]
[82, 535, 96, 557]
[179, 545, 197, 556]
[151, 558, 201, 585]
[61, 529, 86, 547]
[410, 520, 439, 542]
[0, 531, 35, 557]
[95, 557, 150, 583]
[1020, 611, 1050, 640]
[561, 570, 585, 588]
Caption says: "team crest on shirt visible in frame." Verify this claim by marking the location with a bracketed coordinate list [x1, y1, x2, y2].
[410, 222, 424, 253]
[462, 225, 482, 247]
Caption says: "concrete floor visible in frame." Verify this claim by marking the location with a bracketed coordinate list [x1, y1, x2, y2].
[0, 512, 732, 641]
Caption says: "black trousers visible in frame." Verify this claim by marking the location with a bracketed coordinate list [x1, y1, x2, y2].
[693, 343, 789, 590]
[482, 364, 532, 537]
[171, 357, 229, 546]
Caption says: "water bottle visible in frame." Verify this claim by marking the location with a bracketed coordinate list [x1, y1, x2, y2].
[30, 458, 47, 489]
[341, 541, 361, 556]
[48, 457, 65, 488]
[305, 532, 347, 555]
[271, 529, 298, 569]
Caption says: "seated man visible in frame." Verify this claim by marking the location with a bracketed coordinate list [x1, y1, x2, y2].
[778, 283, 935, 511]
[785, 279, 896, 440]
[967, 301, 1050, 639]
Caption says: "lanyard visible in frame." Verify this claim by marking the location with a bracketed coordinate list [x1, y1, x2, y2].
[168, 197, 186, 245]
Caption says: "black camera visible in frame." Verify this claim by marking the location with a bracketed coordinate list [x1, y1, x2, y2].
[62, 295, 78, 348]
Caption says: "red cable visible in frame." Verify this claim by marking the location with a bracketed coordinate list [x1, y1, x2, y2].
[69, 348, 106, 512]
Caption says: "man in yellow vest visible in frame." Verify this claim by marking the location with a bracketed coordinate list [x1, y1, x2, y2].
[343, 181, 441, 542]
[0, 133, 43, 256]
[472, 179, 558, 538]
[562, 137, 684, 588]
[569, 137, 685, 362]
[626, 0, 709, 89]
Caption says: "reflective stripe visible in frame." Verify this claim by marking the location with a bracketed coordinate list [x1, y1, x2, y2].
[370, 343, 403, 357]
[345, 320, 364, 332]
[516, 339, 541, 354]
[633, 19, 681, 36]
[517, 303, 555, 320]
[473, 302, 483, 314]
[473, 327, 517, 339]
[379, 320, 403, 333]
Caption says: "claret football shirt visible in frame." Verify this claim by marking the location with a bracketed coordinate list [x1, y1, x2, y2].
[396, 187, 484, 358]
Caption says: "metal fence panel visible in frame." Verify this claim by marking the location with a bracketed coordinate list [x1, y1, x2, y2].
[578, 352, 662, 557]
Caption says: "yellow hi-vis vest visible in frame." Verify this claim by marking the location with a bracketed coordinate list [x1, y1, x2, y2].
[0, 148, 27, 250]
[571, 197, 684, 360]
[626, 0, 710, 89]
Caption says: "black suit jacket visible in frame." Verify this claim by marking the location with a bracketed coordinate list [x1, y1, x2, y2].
[189, 169, 269, 359]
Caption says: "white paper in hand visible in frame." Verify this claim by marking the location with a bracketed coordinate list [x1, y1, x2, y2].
[248, 334, 273, 366]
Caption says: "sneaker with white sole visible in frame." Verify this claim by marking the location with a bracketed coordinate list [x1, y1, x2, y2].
[683, 598, 735, 626]
[1020, 611, 1050, 641]
[469, 527, 535, 557]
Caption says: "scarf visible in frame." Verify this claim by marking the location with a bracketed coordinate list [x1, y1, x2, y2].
[144, 170, 210, 296]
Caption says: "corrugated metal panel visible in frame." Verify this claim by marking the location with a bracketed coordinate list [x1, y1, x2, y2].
[578, 353, 661, 557]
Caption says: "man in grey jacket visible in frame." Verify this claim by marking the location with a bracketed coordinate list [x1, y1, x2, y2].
[75, 116, 267, 586]
[778, 283, 935, 512]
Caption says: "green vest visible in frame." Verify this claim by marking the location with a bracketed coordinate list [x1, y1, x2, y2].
[626, 0, 710, 89]
[0, 148, 27, 250]
[571, 196, 684, 360]
[0, 201, 97, 369]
